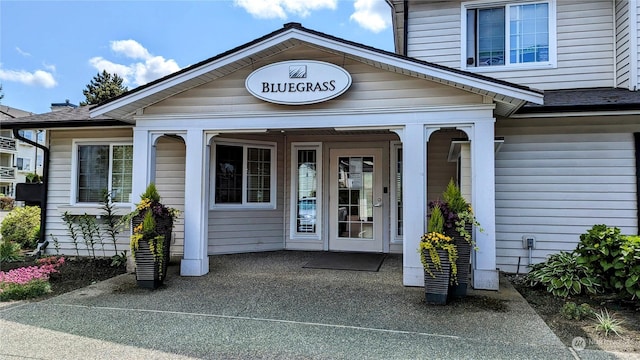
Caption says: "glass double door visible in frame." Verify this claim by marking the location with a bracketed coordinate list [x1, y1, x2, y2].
[329, 148, 383, 252]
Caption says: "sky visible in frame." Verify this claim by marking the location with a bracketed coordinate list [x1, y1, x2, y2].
[0, 0, 395, 114]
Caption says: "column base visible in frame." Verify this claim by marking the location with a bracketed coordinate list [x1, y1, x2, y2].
[180, 257, 210, 276]
[472, 269, 499, 290]
[403, 265, 424, 287]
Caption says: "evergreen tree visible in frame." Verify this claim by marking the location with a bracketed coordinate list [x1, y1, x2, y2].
[80, 70, 128, 105]
[0, 84, 4, 103]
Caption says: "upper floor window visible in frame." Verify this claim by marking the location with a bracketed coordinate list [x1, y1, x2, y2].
[16, 157, 31, 171]
[463, 1, 555, 70]
[74, 142, 133, 203]
[18, 130, 34, 141]
[212, 140, 276, 208]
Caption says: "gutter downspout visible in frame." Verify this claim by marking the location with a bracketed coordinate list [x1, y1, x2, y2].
[403, 0, 409, 56]
[13, 128, 50, 252]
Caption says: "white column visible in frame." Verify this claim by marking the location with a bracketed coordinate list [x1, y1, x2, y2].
[180, 129, 209, 276]
[401, 124, 427, 286]
[471, 119, 499, 290]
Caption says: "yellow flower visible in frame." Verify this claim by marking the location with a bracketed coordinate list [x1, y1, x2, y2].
[136, 198, 152, 211]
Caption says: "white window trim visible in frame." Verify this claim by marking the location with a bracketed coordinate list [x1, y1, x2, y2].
[390, 142, 403, 244]
[460, 0, 557, 72]
[289, 142, 322, 241]
[70, 138, 133, 206]
[16, 157, 31, 172]
[210, 138, 277, 210]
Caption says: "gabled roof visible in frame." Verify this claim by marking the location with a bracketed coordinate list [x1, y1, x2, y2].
[0, 105, 128, 129]
[91, 22, 543, 120]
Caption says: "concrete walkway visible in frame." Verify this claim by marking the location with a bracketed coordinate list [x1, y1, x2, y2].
[0, 251, 629, 359]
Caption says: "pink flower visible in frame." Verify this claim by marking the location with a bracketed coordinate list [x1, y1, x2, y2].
[0, 257, 64, 286]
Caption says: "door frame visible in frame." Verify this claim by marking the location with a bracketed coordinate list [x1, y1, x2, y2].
[327, 147, 386, 253]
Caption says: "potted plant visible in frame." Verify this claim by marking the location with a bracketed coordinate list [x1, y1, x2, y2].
[419, 204, 457, 305]
[436, 179, 482, 298]
[128, 183, 177, 289]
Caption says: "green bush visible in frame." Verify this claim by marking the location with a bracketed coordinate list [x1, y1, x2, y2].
[619, 235, 640, 299]
[575, 225, 640, 300]
[561, 302, 594, 320]
[0, 240, 23, 262]
[0, 280, 51, 301]
[527, 251, 602, 298]
[0, 206, 40, 248]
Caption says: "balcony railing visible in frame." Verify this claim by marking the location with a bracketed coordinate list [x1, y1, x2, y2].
[0, 136, 17, 152]
[0, 166, 15, 180]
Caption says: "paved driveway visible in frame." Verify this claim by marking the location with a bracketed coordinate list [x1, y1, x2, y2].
[0, 251, 626, 359]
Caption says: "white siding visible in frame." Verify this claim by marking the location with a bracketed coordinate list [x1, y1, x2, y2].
[154, 137, 185, 257]
[616, 0, 631, 88]
[45, 128, 133, 257]
[208, 134, 286, 254]
[406, 0, 616, 90]
[407, 2, 461, 67]
[495, 117, 639, 273]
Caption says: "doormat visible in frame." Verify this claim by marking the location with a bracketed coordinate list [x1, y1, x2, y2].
[302, 252, 387, 272]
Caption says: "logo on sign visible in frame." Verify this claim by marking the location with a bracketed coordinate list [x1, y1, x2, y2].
[245, 60, 352, 105]
[289, 65, 307, 79]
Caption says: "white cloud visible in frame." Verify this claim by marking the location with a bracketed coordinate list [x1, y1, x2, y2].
[134, 56, 180, 85]
[234, 0, 337, 19]
[42, 62, 56, 72]
[89, 40, 180, 86]
[110, 40, 151, 60]
[350, 0, 391, 33]
[16, 47, 31, 57]
[0, 67, 57, 88]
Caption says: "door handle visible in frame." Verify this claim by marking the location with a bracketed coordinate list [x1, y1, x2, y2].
[373, 198, 383, 207]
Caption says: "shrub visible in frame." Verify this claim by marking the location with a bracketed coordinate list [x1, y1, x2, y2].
[0, 196, 15, 210]
[575, 225, 640, 300]
[0, 280, 51, 301]
[0, 240, 23, 262]
[527, 251, 602, 298]
[0, 206, 40, 248]
[561, 302, 594, 320]
[619, 235, 640, 300]
[0, 257, 64, 301]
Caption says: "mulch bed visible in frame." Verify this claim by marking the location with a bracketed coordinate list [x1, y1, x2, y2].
[507, 273, 640, 354]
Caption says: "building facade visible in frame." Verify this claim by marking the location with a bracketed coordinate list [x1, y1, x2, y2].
[3, 0, 639, 291]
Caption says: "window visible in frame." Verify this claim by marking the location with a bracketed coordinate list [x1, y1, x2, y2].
[291, 143, 322, 238]
[75, 143, 133, 203]
[463, 1, 554, 69]
[213, 141, 275, 207]
[18, 130, 33, 141]
[16, 157, 31, 171]
[391, 143, 403, 242]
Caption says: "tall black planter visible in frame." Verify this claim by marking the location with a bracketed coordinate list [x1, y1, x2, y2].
[132, 215, 172, 289]
[446, 223, 473, 298]
[423, 249, 451, 305]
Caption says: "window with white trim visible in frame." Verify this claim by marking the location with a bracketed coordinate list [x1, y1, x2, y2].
[212, 141, 276, 207]
[16, 157, 31, 171]
[75, 143, 133, 203]
[463, 0, 554, 69]
[290, 143, 322, 238]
